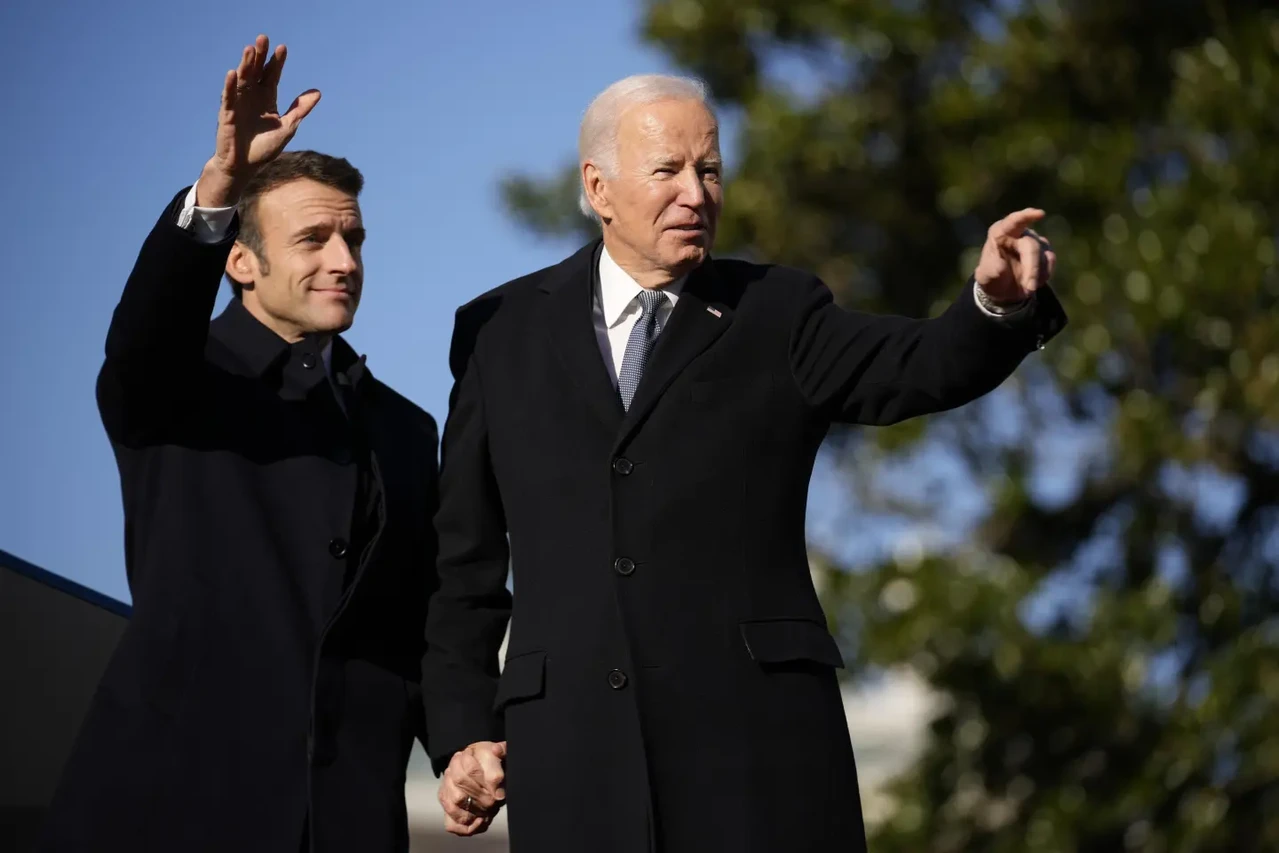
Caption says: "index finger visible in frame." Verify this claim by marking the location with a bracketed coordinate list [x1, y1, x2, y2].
[990, 208, 1045, 241]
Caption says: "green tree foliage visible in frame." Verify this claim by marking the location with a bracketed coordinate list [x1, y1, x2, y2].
[501, 1, 1279, 849]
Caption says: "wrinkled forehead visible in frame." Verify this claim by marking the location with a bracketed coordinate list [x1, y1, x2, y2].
[257, 179, 362, 231]
[619, 99, 720, 159]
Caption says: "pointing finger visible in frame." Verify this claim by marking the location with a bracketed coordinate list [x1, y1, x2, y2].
[990, 208, 1045, 248]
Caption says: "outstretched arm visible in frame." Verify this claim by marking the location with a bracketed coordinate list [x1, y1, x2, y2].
[789, 208, 1068, 426]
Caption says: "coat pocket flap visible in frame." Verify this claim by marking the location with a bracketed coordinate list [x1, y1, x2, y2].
[493, 650, 547, 710]
[740, 619, 844, 669]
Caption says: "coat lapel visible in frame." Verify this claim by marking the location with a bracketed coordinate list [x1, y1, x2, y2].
[540, 240, 626, 434]
[614, 258, 733, 453]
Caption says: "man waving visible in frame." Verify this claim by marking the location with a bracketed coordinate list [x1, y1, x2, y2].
[43, 35, 441, 853]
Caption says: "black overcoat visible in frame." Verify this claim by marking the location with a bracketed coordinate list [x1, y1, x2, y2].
[42, 189, 440, 853]
[423, 240, 1067, 852]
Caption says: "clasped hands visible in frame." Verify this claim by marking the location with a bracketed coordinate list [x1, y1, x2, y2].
[439, 740, 507, 837]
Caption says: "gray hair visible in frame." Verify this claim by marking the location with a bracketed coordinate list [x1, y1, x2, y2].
[577, 74, 715, 220]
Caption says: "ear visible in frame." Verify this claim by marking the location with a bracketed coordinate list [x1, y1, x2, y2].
[225, 242, 258, 289]
[582, 162, 613, 222]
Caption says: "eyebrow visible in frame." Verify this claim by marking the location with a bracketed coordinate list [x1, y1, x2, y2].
[649, 156, 722, 168]
[291, 224, 366, 243]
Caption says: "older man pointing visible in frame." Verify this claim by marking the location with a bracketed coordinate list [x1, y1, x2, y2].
[423, 74, 1067, 852]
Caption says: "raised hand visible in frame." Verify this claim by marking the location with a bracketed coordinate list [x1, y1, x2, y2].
[973, 208, 1058, 305]
[439, 741, 507, 837]
[197, 34, 321, 208]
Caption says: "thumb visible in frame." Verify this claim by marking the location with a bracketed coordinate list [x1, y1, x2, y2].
[490, 741, 507, 759]
[284, 89, 321, 129]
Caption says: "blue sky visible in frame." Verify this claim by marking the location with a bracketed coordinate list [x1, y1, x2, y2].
[0, 0, 681, 602]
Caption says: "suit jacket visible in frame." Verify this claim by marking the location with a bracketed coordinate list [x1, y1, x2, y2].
[42, 189, 440, 853]
[423, 239, 1066, 853]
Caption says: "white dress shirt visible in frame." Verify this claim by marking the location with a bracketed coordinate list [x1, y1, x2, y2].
[177, 183, 334, 376]
[592, 246, 685, 387]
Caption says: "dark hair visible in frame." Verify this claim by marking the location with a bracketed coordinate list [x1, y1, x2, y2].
[226, 150, 364, 297]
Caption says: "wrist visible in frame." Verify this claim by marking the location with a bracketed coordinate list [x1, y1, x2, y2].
[196, 159, 251, 208]
[974, 280, 1030, 314]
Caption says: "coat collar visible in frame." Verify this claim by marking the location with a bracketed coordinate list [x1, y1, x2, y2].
[209, 298, 369, 388]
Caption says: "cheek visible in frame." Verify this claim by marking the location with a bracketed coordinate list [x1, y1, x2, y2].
[706, 184, 724, 213]
[633, 183, 675, 221]
[291, 255, 325, 284]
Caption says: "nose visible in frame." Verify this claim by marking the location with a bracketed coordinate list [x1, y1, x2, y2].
[676, 167, 706, 209]
[326, 234, 358, 276]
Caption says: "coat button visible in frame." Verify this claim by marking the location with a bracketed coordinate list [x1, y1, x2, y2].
[328, 538, 348, 559]
[614, 557, 635, 576]
[612, 457, 634, 476]
[607, 669, 628, 690]
[301, 353, 318, 369]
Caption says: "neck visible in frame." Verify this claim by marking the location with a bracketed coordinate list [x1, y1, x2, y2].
[601, 232, 688, 290]
[240, 297, 331, 350]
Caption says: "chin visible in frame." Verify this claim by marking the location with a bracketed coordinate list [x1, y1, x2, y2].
[311, 307, 356, 334]
[667, 245, 708, 271]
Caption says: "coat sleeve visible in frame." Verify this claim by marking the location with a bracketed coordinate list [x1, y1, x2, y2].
[788, 275, 1067, 426]
[422, 304, 513, 774]
[95, 187, 238, 445]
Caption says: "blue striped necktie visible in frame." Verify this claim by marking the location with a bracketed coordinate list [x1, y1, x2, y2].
[617, 289, 666, 412]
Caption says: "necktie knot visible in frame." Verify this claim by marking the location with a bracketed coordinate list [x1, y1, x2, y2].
[637, 288, 665, 317]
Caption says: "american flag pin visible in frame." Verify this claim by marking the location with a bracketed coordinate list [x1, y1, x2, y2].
[706, 306, 722, 318]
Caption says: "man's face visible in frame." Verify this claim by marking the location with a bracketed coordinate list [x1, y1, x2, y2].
[230, 178, 365, 341]
[591, 98, 723, 280]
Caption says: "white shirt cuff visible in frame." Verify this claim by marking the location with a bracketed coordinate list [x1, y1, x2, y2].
[973, 283, 1032, 317]
[176, 181, 236, 243]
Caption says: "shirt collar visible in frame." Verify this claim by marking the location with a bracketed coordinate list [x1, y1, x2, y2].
[598, 245, 685, 329]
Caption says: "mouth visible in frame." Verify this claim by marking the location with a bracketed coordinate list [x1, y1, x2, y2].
[667, 224, 707, 235]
